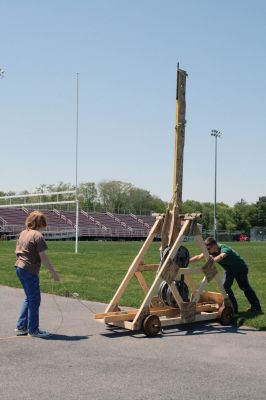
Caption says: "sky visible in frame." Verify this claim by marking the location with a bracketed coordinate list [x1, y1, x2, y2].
[0, 0, 266, 206]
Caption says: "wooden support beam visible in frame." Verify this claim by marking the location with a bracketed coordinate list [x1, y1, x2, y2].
[194, 224, 209, 260]
[214, 273, 231, 301]
[199, 291, 223, 307]
[160, 311, 220, 327]
[104, 216, 162, 313]
[161, 208, 171, 250]
[134, 272, 149, 294]
[202, 258, 218, 282]
[137, 264, 159, 272]
[191, 276, 208, 303]
[177, 267, 203, 276]
[168, 205, 181, 247]
[169, 281, 183, 308]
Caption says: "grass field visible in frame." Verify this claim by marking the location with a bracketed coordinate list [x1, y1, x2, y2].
[0, 240, 265, 330]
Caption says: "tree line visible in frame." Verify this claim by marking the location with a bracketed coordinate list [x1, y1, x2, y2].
[1, 181, 265, 234]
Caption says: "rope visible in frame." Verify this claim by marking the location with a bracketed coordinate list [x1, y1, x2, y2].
[49, 280, 64, 335]
[0, 334, 29, 341]
[56, 280, 98, 315]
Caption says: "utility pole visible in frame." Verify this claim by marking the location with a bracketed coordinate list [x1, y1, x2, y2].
[210, 129, 222, 240]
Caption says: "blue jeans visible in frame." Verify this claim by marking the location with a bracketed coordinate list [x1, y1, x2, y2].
[223, 269, 261, 313]
[16, 267, 41, 333]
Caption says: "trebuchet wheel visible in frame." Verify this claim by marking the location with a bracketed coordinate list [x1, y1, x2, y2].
[142, 315, 161, 337]
[220, 306, 234, 326]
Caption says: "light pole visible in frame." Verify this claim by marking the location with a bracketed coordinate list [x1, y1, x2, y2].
[75, 72, 79, 254]
[210, 129, 222, 240]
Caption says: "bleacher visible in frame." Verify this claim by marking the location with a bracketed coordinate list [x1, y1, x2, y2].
[54, 210, 109, 238]
[0, 208, 156, 240]
[0, 207, 29, 238]
[112, 212, 155, 237]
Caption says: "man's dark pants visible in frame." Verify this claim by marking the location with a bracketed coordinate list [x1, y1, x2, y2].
[223, 268, 261, 313]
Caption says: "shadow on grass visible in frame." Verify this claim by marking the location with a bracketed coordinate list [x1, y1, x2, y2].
[235, 310, 266, 331]
[101, 320, 259, 339]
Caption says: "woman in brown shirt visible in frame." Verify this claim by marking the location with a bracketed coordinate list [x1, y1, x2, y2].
[15, 211, 59, 337]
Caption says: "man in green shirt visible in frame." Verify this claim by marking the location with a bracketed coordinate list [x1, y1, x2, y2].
[190, 237, 262, 314]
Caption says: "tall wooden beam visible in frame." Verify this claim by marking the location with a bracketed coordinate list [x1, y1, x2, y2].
[173, 65, 188, 211]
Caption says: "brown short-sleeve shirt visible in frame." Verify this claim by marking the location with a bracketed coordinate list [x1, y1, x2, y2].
[15, 229, 48, 275]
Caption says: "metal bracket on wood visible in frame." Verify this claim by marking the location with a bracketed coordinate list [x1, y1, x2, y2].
[181, 301, 196, 323]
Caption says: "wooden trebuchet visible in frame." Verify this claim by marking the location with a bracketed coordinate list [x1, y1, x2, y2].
[94, 67, 234, 336]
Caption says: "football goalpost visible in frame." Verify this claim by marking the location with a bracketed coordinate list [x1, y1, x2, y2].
[0, 74, 81, 253]
[0, 191, 79, 253]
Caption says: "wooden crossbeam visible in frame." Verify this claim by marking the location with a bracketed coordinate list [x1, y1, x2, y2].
[134, 272, 149, 294]
[94, 303, 219, 323]
[137, 264, 159, 272]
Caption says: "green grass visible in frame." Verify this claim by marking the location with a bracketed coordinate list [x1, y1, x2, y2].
[1, 240, 265, 330]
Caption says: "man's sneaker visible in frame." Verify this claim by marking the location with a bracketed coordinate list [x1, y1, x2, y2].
[29, 329, 50, 337]
[14, 327, 28, 336]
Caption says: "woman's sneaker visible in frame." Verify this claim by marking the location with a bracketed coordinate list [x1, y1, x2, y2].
[14, 327, 28, 336]
[29, 329, 50, 337]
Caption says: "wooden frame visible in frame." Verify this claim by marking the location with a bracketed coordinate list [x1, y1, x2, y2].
[94, 214, 233, 335]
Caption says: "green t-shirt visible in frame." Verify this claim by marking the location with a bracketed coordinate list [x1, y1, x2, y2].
[217, 244, 248, 275]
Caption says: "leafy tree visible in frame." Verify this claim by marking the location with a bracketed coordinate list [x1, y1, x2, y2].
[201, 202, 213, 231]
[217, 202, 234, 231]
[232, 199, 250, 233]
[126, 187, 152, 214]
[98, 180, 133, 212]
[183, 201, 214, 231]
[97, 180, 166, 214]
[78, 182, 98, 211]
[256, 196, 266, 226]
[182, 200, 203, 214]
[149, 196, 167, 214]
[246, 203, 259, 228]
[127, 187, 166, 214]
